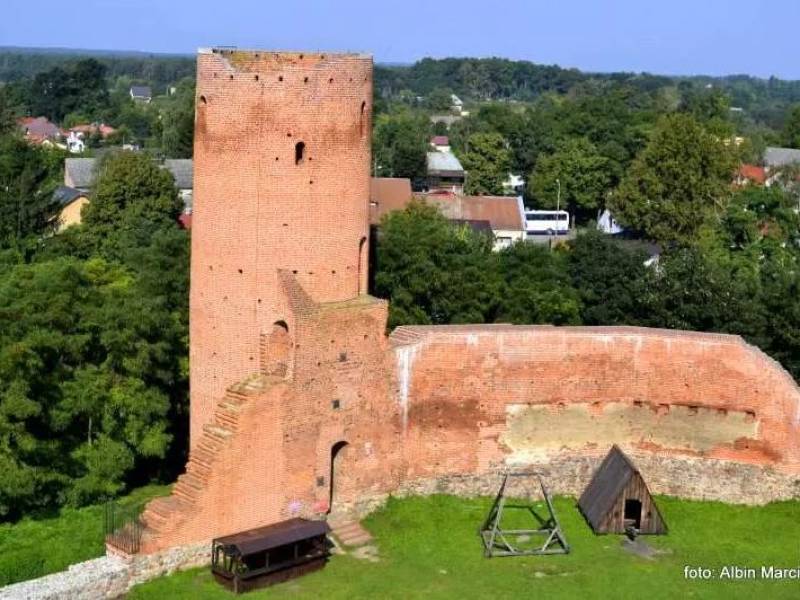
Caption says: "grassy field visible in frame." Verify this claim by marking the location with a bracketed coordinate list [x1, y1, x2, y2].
[0, 484, 169, 586]
[129, 494, 800, 599]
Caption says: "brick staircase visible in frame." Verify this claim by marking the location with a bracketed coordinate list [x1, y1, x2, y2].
[137, 375, 274, 547]
[327, 514, 373, 548]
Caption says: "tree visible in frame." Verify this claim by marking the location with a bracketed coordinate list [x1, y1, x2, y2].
[374, 201, 498, 328]
[782, 104, 800, 149]
[372, 111, 429, 180]
[0, 258, 175, 515]
[494, 243, 582, 325]
[0, 137, 63, 247]
[81, 151, 183, 259]
[28, 59, 110, 123]
[459, 132, 511, 195]
[160, 78, 195, 158]
[609, 114, 736, 244]
[425, 87, 454, 112]
[567, 231, 650, 325]
[529, 138, 613, 220]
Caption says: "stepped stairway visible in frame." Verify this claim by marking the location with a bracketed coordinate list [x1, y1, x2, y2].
[327, 514, 374, 548]
[136, 375, 275, 548]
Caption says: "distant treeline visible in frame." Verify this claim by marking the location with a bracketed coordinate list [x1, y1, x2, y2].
[4, 49, 800, 129]
[375, 57, 800, 127]
[0, 50, 195, 93]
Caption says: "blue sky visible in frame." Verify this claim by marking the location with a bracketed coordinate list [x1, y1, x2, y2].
[2, 0, 798, 78]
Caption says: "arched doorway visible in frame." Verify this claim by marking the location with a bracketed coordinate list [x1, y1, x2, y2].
[262, 320, 291, 377]
[357, 237, 367, 295]
[329, 441, 350, 513]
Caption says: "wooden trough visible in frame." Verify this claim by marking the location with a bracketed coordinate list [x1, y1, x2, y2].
[211, 518, 331, 594]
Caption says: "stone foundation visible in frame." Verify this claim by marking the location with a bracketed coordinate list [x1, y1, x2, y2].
[348, 451, 800, 517]
[0, 542, 209, 600]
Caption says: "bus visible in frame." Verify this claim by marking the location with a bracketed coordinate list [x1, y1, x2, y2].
[524, 210, 570, 236]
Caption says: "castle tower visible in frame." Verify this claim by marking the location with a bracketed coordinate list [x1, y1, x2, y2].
[191, 49, 373, 442]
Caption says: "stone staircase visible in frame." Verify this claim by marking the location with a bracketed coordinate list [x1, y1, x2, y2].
[327, 514, 373, 548]
[137, 375, 273, 547]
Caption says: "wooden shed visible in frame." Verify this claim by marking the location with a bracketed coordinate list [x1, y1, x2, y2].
[578, 445, 667, 535]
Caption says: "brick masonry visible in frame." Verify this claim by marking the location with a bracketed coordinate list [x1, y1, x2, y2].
[129, 48, 800, 564]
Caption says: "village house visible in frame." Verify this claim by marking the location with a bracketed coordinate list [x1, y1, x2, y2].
[369, 177, 413, 225]
[129, 85, 153, 103]
[420, 190, 526, 250]
[17, 116, 62, 146]
[426, 149, 465, 193]
[63, 157, 194, 219]
[52, 186, 91, 231]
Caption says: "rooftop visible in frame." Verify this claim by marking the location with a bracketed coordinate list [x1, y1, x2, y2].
[764, 147, 800, 169]
[65, 157, 193, 190]
[426, 151, 464, 175]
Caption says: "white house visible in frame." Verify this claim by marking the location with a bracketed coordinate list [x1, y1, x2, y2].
[597, 209, 624, 235]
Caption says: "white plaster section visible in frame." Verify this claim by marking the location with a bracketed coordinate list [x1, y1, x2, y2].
[395, 343, 418, 433]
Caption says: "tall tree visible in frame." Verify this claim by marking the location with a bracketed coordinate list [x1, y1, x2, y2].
[372, 111, 429, 180]
[782, 104, 800, 148]
[609, 114, 735, 244]
[459, 132, 511, 195]
[81, 151, 183, 259]
[529, 138, 612, 220]
[0, 137, 63, 246]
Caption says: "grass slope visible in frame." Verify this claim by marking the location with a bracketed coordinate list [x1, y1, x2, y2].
[0, 484, 169, 586]
[129, 494, 800, 599]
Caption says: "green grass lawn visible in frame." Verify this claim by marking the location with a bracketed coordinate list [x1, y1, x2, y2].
[0, 484, 169, 586]
[129, 494, 800, 599]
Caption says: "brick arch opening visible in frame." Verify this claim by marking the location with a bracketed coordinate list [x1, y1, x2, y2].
[329, 440, 350, 512]
[359, 101, 366, 137]
[262, 320, 291, 378]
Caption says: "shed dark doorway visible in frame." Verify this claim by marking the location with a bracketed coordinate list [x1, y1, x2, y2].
[624, 499, 642, 529]
[329, 441, 349, 513]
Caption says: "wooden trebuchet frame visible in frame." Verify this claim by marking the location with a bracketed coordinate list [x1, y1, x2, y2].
[479, 471, 570, 557]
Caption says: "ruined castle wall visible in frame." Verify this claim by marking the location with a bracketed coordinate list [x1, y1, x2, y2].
[391, 325, 800, 493]
[190, 50, 373, 443]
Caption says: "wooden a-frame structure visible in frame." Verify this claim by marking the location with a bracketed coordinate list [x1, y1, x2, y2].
[479, 472, 570, 557]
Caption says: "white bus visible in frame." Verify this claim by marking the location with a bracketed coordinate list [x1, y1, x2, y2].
[525, 210, 570, 236]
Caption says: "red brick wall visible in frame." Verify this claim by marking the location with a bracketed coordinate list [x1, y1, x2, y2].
[190, 49, 372, 443]
[391, 325, 800, 476]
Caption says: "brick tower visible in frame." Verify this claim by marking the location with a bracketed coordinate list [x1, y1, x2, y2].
[191, 49, 373, 442]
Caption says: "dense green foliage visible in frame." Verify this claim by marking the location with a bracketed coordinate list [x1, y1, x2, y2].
[0, 50, 194, 90]
[460, 132, 511, 195]
[0, 146, 189, 520]
[610, 113, 736, 244]
[129, 494, 800, 599]
[0, 136, 64, 244]
[0, 484, 168, 586]
[373, 195, 800, 381]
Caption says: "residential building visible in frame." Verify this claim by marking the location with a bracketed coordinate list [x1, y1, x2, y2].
[735, 164, 766, 186]
[426, 150, 465, 193]
[597, 208, 625, 235]
[17, 116, 62, 145]
[63, 157, 194, 219]
[65, 131, 85, 154]
[52, 186, 90, 231]
[422, 191, 526, 250]
[369, 177, 412, 225]
[130, 85, 153, 103]
[502, 174, 525, 196]
[430, 136, 450, 152]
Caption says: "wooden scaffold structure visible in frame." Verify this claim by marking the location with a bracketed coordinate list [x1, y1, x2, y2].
[479, 471, 570, 557]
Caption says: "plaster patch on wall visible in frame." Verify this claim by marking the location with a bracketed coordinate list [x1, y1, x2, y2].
[395, 344, 418, 433]
[501, 402, 758, 464]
